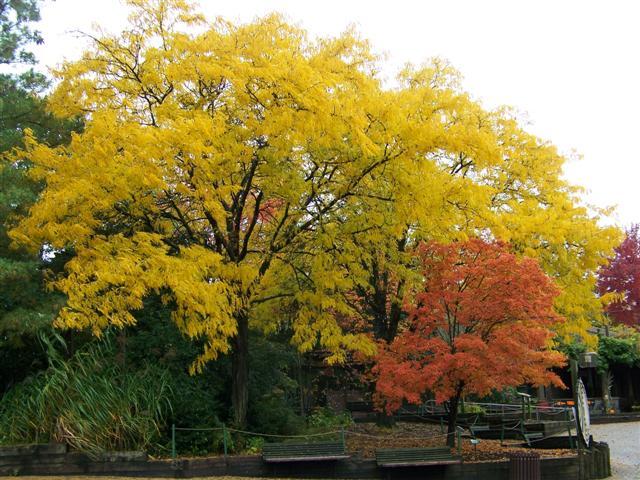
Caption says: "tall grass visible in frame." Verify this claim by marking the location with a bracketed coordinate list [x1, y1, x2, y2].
[0, 334, 171, 456]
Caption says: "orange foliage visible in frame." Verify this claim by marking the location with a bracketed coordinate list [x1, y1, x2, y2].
[374, 239, 566, 412]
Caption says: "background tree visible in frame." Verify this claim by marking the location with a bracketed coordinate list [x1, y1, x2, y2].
[425, 103, 620, 347]
[329, 66, 619, 349]
[374, 239, 566, 445]
[0, 73, 81, 345]
[0, 0, 43, 65]
[596, 330, 640, 408]
[0, 0, 82, 392]
[597, 224, 640, 327]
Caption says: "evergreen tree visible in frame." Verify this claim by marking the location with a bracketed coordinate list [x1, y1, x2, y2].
[0, 0, 82, 391]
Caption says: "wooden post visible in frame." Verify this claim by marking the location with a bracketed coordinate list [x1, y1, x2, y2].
[601, 370, 611, 414]
[565, 408, 575, 450]
[171, 423, 176, 460]
[223, 424, 228, 458]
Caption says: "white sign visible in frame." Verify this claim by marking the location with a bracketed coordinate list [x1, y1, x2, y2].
[576, 379, 591, 446]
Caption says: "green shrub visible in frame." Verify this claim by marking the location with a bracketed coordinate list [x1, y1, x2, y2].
[124, 297, 231, 455]
[460, 404, 487, 415]
[249, 395, 305, 437]
[247, 334, 304, 436]
[244, 436, 264, 454]
[597, 335, 640, 373]
[307, 407, 352, 430]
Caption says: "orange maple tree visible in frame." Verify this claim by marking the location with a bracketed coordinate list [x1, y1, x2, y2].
[374, 239, 566, 445]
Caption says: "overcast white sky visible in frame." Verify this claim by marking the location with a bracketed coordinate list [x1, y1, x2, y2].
[32, 0, 640, 227]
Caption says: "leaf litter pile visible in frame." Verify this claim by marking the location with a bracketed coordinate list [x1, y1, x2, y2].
[345, 422, 575, 462]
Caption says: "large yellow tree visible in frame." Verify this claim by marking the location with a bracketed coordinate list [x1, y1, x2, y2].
[11, 0, 434, 425]
[11, 0, 619, 426]
[15, 0, 402, 424]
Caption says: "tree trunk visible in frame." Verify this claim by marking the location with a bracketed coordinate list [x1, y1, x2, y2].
[537, 385, 546, 403]
[371, 284, 404, 343]
[231, 310, 249, 427]
[386, 298, 402, 343]
[376, 408, 395, 427]
[446, 386, 463, 447]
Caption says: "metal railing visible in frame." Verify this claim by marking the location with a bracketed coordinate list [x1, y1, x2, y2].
[168, 401, 579, 460]
[416, 400, 574, 421]
[168, 423, 467, 459]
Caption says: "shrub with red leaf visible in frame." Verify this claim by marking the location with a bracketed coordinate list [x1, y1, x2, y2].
[597, 224, 640, 327]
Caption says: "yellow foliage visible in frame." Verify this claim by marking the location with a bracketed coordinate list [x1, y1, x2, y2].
[10, 0, 620, 369]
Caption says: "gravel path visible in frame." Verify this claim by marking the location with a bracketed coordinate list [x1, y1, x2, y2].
[591, 421, 640, 479]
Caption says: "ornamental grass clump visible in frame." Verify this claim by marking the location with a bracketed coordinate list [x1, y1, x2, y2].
[0, 335, 171, 456]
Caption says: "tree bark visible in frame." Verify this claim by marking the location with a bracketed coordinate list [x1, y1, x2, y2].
[537, 385, 546, 403]
[369, 250, 406, 344]
[447, 388, 462, 448]
[446, 384, 464, 447]
[376, 410, 395, 427]
[231, 310, 249, 427]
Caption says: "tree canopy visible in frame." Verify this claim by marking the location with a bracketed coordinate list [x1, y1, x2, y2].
[597, 333, 640, 373]
[598, 224, 640, 327]
[9, 0, 619, 427]
[0, 0, 43, 65]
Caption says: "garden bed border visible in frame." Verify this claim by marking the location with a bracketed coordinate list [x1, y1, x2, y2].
[0, 441, 610, 480]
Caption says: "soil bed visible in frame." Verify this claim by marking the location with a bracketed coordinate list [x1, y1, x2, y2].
[346, 421, 574, 462]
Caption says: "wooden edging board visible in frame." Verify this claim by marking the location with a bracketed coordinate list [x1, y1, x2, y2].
[1, 450, 584, 480]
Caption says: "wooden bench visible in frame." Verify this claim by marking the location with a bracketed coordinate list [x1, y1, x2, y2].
[375, 447, 462, 467]
[262, 441, 349, 463]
